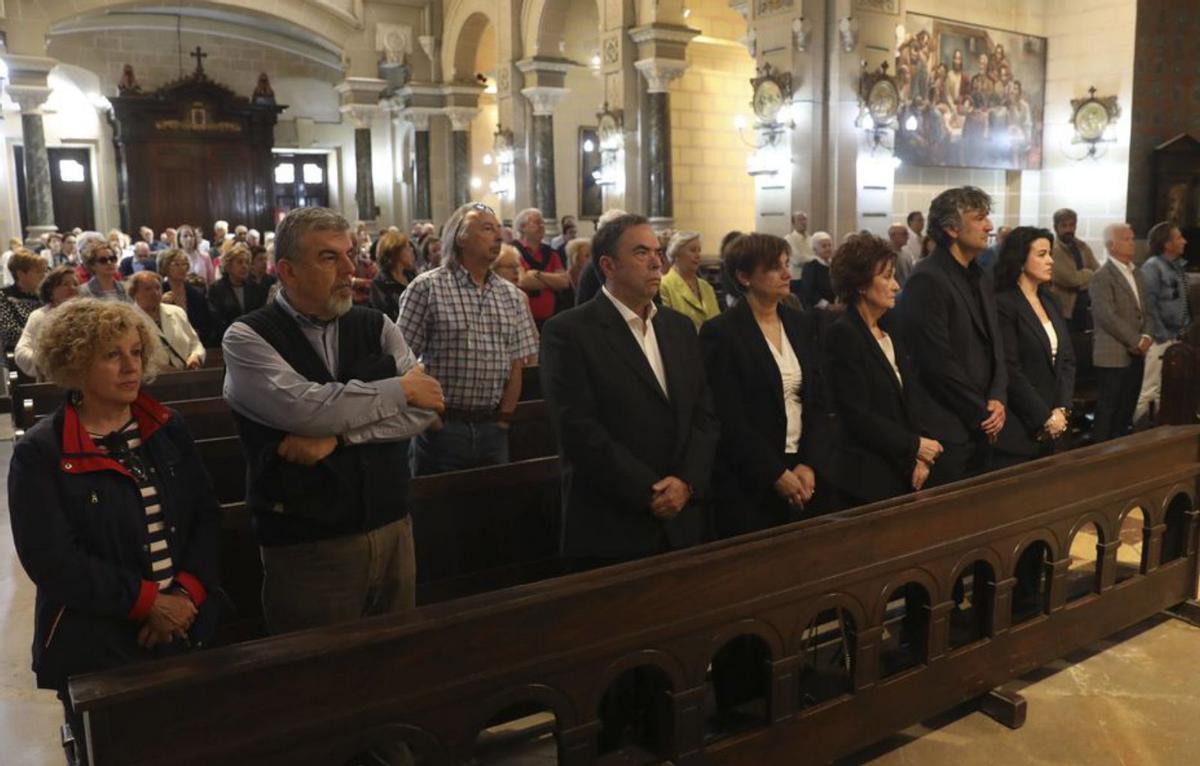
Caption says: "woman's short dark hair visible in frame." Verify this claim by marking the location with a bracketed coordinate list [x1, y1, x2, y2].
[830, 233, 897, 305]
[376, 230, 411, 274]
[992, 226, 1054, 292]
[721, 233, 789, 300]
[39, 266, 77, 304]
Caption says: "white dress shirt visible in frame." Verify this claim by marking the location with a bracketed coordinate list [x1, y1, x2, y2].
[602, 285, 668, 398]
[1111, 257, 1142, 309]
[902, 227, 923, 264]
[762, 325, 803, 453]
[1042, 320, 1059, 362]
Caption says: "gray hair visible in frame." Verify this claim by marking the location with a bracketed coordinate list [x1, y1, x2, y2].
[157, 247, 188, 274]
[274, 207, 350, 264]
[440, 202, 496, 266]
[927, 186, 993, 248]
[514, 208, 544, 237]
[810, 231, 833, 250]
[596, 208, 629, 231]
[1103, 222, 1131, 253]
[564, 238, 591, 269]
[665, 231, 701, 264]
[77, 232, 111, 266]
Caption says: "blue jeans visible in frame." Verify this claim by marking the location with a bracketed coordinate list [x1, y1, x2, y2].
[410, 419, 509, 476]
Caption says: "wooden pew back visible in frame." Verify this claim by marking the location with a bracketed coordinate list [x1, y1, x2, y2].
[71, 426, 1200, 766]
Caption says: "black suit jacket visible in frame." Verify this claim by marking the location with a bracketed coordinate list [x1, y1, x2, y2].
[994, 288, 1076, 457]
[208, 277, 267, 342]
[898, 246, 1006, 445]
[799, 259, 835, 310]
[699, 300, 832, 536]
[540, 293, 719, 560]
[824, 307, 924, 503]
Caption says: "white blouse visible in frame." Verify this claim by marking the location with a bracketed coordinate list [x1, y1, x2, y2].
[762, 326, 804, 453]
[876, 332, 903, 386]
[1042, 319, 1058, 362]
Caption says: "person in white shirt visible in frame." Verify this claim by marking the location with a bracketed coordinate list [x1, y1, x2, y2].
[15, 266, 79, 380]
[902, 210, 925, 266]
[889, 224, 915, 287]
[784, 211, 813, 295]
[127, 271, 205, 369]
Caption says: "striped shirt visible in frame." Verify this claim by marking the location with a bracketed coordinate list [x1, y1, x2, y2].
[397, 263, 540, 409]
[92, 420, 175, 591]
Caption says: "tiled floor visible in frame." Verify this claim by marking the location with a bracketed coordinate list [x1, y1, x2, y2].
[2, 434, 1198, 765]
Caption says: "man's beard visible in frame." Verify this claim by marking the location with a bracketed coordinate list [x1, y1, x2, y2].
[325, 293, 353, 318]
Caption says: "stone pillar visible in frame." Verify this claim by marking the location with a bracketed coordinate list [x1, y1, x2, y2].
[630, 25, 698, 230]
[445, 108, 479, 207]
[5, 56, 58, 240]
[517, 59, 571, 234]
[336, 77, 388, 227]
[405, 111, 434, 221]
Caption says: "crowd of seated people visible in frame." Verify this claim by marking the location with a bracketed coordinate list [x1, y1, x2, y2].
[6, 188, 1196, 763]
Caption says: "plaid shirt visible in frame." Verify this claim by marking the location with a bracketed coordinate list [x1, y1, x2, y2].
[398, 262, 540, 409]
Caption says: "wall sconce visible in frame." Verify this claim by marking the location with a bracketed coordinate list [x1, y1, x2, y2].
[592, 104, 625, 188]
[489, 128, 515, 197]
[838, 16, 858, 53]
[792, 17, 812, 53]
[742, 64, 796, 177]
[858, 61, 900, 152]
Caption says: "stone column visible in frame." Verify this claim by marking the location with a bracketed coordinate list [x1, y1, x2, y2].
[630, 25, 698, 230]
[336, 77, 388, 228]
[517, 59, 571, 234]
[406, 111, 434, 221]
[5, 56, 58, 240]
[445, 108, 479, 207]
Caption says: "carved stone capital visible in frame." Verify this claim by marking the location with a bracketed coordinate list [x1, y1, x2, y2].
[444, 107, 479, 132]
[520, 86, 570, 116]
[335, 77, 388, 108]
[401, 108, 440, 131]
[340, 104, 379, 130]
[7, 85, 54, 115]
[634, 58, 689, 94]
[418, 35, 438, 63]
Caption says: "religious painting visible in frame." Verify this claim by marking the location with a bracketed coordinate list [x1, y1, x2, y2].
[894, 14, 1046, 171]
[579, 126, 602, 220]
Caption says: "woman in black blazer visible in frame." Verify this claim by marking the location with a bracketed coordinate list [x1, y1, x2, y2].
[826, 233, 943, 505]
[207, 244, 267, 342]
[700, 233, 834, 537]
[992, 227, 1076, 467]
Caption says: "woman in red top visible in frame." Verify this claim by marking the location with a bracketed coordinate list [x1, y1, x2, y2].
[513, 208, 571, 326]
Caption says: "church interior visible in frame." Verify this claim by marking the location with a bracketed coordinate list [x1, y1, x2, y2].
[2, 0, 1200, 764]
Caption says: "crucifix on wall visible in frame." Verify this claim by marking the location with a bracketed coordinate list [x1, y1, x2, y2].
[190, 46, 208, 75]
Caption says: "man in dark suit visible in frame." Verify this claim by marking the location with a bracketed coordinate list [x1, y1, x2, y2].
[540, 213, 719, 567]
[899, 186, 1007, 486]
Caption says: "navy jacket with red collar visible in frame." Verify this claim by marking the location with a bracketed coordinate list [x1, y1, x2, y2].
[8, 391, 220, 690]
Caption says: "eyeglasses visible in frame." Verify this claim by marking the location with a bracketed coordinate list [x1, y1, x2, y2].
[94, 256, 118, 265]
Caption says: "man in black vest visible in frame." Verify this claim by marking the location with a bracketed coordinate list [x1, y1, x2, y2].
[899, 186, 1007, 486]
[223, 207, 444, 635]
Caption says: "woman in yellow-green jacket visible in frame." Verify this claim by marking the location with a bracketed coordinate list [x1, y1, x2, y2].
[659, 231, 721, 331]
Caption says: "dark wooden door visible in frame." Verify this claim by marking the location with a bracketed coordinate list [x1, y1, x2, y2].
[13, 146, 96, 233]
[272, 154, 329, 223]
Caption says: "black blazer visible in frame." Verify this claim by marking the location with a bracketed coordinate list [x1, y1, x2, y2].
[799, 259, 835, 310]
[994, 288, 1076, 457]
[207, 277, 267, 342]
[898, 246, 1006, 445]
[540, 294, 719, 560]
[824, 308, 924, 504]
[699, 300, 832, 536]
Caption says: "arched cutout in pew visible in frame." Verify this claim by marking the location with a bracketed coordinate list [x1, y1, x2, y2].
[948, 560, 996, 650]
[797, 607, 856, 710]
[706, 633, 771, 740]
[595, 664, 674, 761]
[1114, 507, 1146, 584]
[1011, 540, 1053, 625]
[878, 582, 930, 678]
[1064, 522, 1103, 602]
[1161, 492, 1193, 565]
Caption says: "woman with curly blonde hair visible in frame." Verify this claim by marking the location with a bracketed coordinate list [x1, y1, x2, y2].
[8, 298, 221, 764]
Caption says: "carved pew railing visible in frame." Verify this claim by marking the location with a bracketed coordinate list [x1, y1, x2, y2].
[71, 427, 1200, 765]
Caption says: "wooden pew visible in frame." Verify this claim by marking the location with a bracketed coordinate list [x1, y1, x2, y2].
[1160, 323, 1200, 426]
[71, 426, 1200, 766]
[11, 367, 226, 434]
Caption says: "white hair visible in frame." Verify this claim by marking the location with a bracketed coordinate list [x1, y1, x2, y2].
[514, 208, 543, 237]
[1103, 222, 1131, 254]
[810, 231, 833, 249]
[596, 208, 629, 231]
[665, 231, 701, 264]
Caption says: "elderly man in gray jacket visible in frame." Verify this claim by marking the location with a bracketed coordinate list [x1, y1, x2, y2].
[1090, 222, 1152, 442]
